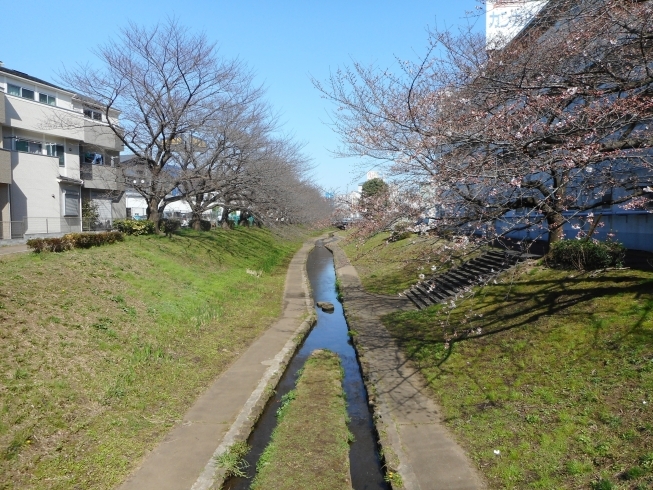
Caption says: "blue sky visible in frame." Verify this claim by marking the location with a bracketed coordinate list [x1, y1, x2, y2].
[2, 0, 481, 193]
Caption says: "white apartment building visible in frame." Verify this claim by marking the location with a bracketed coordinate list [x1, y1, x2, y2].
[0, 65, 125, 239]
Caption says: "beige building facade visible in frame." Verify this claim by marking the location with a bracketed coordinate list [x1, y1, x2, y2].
[0, 65, 125, 239]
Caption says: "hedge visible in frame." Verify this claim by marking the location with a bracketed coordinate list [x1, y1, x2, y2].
[546, 239, 626, 270]
[113, 219, 156, 236]
[27, 231, 124, 253]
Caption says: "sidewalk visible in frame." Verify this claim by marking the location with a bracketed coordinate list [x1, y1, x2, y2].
[326, 237, 486, 490]
[118, 240, 315, 490]
[0, 244, 29, 256]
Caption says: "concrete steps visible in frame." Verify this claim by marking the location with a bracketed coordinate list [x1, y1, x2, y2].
[404, 249, 540, 310]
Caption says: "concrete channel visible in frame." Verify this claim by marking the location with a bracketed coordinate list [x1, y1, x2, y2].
[222, 240, 389, 489]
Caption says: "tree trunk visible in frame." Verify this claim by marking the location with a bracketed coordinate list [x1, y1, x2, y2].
[546, 212, 565, 249]
[191, 209, 202, 230]
[147, 197, 160, 233]
[221, 207, 231, 229]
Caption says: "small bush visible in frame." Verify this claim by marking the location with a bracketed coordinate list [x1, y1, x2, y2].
[27, 237, 72, 253]
[27, 232, 124, 253]
[190, 219, 212, 231]
[546, 239, 626, 270]
[114, 219, 156, 236]
[159, 219, 181, 236]
[388, 231, 412, 242]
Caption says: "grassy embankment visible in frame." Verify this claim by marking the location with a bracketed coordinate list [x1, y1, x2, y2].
[343, 231, 653, 489]
[341, 230, 447, 295]
[252, 349, 352, 490]
[0, 227, 306, 490]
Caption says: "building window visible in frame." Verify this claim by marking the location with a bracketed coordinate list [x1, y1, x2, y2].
[83, 108, 103, 121]
[39, 93, 56, 106]
[7, 83, 34, 100]
[84, 152, 104, 165]
[15, 140, 29, 152]
[46, 143, 65, 167]
[15, 138, 42, 154]
[64, 192, 80, 217]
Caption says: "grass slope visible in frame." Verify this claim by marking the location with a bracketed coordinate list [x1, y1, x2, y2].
[0, 228, 303, 490]
[341, 231, 445, 295]
[252, 350, 352, 490]
[342, 234, 653, 489]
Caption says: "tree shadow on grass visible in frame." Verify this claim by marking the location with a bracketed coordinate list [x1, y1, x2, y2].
[384, 271, 653, 370]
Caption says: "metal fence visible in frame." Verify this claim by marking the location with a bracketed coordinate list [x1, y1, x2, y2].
[23, 217, 82, 235]
[81, 218, 115, 232]
[0, 221, 26, 240]
[0, 218, 116, 239]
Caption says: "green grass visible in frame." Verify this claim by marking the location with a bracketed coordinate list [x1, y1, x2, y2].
[0, 227, 305, 489]
[252, 350, 352, 490]
[216, 441, 251, 478]
[381, 264, 653, 489]
[339, 231, 483, 296]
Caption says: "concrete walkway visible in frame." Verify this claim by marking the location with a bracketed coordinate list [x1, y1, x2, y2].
[325, 238, 486, 490]
[118, 240, 315, 490]
[0, 244, 29, 255]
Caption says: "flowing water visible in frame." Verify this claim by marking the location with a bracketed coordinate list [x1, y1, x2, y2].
[223, 240, 388, 489]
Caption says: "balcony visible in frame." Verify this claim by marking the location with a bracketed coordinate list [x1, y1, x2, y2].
[80, 163, 125, 191]
[3, 94, 84, 140]
[83, 119, 124, 151]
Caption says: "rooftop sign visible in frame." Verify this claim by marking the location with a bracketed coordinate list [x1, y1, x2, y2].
[486, 0, 548, 49]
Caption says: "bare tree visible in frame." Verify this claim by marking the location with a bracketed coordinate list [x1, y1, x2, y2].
[63, 19, 261, 231]
[316, 0, 653, 249]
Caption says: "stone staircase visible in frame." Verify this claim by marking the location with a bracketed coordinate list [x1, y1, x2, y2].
[404, 249, 540, 310]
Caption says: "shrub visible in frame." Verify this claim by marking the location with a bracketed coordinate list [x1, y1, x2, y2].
[388, 231, 412, 242]
[114, 219, 155, 236]
[159, 219, 181, 236]
[81, 199, 100, 229]
[190, 219, 212, 231]
[546, 239, 626, 270]
[27, 237, 72, 253]
[27, 232, 124, 253]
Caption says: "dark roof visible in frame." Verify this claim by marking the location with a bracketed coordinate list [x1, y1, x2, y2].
[0, 66, 73, 94]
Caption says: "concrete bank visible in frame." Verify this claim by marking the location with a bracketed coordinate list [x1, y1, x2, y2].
[325, 237, 486, 490]
[119, 239, 317, 490]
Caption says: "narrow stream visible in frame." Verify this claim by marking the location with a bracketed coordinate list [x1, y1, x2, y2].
[223, 240, 389, 489]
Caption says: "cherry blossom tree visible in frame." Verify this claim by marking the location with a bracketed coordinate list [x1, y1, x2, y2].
[317, 0, 653, 249]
